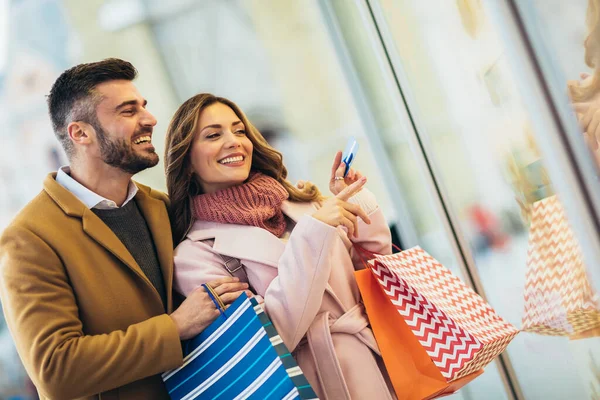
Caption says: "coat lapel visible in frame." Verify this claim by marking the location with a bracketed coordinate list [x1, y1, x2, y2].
[44, 174, 170, 312]
[188, 221, 285, 268]
[134, 187, 174, 312]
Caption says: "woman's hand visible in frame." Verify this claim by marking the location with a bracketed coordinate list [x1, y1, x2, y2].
[329, 151, 365, 196]
[313, 177, 371, 238]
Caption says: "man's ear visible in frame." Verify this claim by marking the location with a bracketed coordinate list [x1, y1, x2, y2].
[67, 121, 94, 146]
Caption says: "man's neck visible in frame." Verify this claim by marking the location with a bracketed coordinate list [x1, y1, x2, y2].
[68, 163, 133, 207]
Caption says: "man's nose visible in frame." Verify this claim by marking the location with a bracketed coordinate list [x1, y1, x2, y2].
[141, 109, 158, 127]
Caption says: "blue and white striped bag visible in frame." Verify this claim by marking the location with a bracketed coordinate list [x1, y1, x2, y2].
[162, 290, 318, 400]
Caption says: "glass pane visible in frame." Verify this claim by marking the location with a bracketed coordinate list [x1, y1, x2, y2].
[326, 1, 511, 399]
[372, 0, 600, 399]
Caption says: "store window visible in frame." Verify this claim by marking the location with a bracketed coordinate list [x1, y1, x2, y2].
[362, 0, 600, 398]
[324, 1, 514, 398]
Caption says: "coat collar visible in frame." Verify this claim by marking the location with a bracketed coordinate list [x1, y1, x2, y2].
[43, 173, 174, 313]
[186, 200, 318, 267]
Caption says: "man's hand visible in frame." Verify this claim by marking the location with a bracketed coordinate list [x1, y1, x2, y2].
[170, 277, 251, 340]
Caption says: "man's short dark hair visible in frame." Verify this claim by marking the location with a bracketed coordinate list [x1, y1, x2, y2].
[47, 58, 137, 159]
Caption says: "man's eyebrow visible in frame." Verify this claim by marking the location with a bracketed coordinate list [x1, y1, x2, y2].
[114, 99, 148, 111]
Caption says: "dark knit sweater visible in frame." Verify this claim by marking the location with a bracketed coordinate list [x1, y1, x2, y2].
[93, 200, 167, 309]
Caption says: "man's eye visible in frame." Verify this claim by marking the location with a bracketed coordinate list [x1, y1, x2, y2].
[122, 109, 135, 115]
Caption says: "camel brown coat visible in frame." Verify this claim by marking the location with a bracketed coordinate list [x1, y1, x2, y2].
[0, 173, 183, 400]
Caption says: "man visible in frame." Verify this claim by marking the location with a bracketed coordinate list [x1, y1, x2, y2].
[0, 58, 250, 399]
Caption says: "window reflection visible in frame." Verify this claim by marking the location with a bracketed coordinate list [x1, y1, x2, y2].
[372, 0, 600, 398]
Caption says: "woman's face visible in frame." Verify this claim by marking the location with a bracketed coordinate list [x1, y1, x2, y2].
[190, 102, 253, 194]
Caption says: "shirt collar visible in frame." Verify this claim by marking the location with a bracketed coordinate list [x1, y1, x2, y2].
[56, 166, 139, 210]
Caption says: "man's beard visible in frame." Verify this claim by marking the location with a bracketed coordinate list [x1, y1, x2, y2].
[94, 123, 159, 175]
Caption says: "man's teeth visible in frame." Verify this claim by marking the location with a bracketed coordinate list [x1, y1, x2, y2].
[133, 136, 151, 144]
[219, 156, 244, 164]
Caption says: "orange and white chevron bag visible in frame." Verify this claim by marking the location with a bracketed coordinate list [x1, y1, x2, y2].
[522, 195, 600, 337]
[355, 245, 518, 397]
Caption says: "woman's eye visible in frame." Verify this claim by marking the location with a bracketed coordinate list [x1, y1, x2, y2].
[206, 133, 220, 139]
[235, 130, 247, 135]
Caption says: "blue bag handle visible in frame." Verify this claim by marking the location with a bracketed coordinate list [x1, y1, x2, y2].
[202, 283, 226, 317]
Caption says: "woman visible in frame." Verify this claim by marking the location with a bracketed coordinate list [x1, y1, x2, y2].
[165, 93, 396, 399]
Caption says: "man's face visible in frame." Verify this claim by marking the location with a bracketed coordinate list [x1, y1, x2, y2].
[92, 80, 159, 174]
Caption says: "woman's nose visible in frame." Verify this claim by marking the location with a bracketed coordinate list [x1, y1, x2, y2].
[224, 131, 242, 147]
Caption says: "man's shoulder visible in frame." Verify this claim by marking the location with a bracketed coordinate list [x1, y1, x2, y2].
[134, 181, 170, 208]
[0, 190, 59, 247]
[6, 190, 57, 227]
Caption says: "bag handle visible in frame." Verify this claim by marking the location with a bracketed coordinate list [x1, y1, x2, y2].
[202, 283, 226, 317]
[202, 239, 250, 282]
[352, 242, 402, 269]
[202, 239, 255, 293]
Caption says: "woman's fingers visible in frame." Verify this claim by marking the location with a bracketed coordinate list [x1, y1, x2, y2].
[342, 208, 359, 237]
[206, 276, 240, 287]
[339, 199, 371, 225]
[330, 151, 343, 179]
[211, 281, 249, 296]
[219, 290, 250, 305]
[337, 214, 355, 238]
[337, 176, 367, 201]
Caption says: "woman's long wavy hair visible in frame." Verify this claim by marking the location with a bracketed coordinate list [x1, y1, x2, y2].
[570, 0, 600, 101]
[165, 93, 321, 245]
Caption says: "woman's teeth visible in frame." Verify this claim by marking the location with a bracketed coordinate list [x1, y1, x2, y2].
[219, 156, 244, 164]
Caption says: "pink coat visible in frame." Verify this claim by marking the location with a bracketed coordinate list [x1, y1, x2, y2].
[174, 196, 396, 399]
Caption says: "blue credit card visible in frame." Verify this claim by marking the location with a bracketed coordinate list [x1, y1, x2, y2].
[341, 137, 359, 177]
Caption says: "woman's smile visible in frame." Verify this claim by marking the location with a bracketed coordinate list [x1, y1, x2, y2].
[218, 153, 246, 167]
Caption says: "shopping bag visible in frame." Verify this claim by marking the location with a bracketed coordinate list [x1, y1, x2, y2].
[162, 290, 318, 400]
[355, 269, 481, 400]
[522, 195, 600, 337]
[355, 246, 518, 399]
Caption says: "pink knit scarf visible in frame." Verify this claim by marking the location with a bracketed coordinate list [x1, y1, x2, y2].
[192, 172, 289, 237]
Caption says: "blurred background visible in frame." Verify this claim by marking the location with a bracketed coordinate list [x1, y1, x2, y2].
[2, 0, 600, 399]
